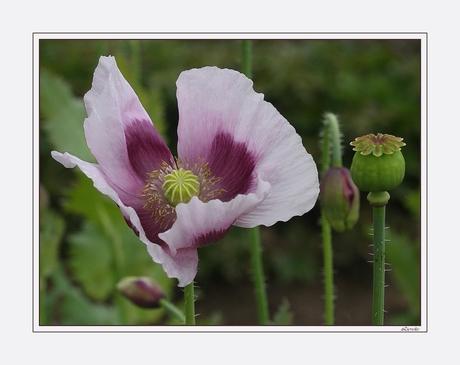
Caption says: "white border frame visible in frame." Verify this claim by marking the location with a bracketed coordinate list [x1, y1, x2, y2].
[32, 32, 427, 333]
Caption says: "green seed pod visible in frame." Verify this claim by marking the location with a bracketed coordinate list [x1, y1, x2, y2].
[350, 133, 406, 192]
[320, 167, 360, 232]
[162, 168, 200, 206]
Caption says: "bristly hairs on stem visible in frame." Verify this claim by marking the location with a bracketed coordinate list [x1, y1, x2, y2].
[319, 111, 343, 325]
[320, 112, 344, 172]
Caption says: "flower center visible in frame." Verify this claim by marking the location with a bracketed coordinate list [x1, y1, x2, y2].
[142, 160, 226, 229]
[162, 168, 200, 206]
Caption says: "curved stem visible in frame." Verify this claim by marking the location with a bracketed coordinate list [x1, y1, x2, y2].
[159, 298, 186, 324]
[184, 282, 195, 325]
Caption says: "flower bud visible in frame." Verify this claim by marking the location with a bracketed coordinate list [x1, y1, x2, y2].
[350, 133, 406, 192]
[117, 276, 166, 308]
[320, 167, 360, 232]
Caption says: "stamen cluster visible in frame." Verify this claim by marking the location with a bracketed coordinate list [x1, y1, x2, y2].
[142, 159, 225, 228]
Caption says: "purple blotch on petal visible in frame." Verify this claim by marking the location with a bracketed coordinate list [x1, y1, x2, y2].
[191, 227, 232, 249]
[119, 201, 171, 249]
[207, 132, 256, 202]
[125, 119, 173, 180]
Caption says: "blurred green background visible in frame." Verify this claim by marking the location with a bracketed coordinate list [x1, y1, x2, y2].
[39, 38, 422, 326]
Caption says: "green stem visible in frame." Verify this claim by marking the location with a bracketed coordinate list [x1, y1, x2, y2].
[184, 282, 195, 325]
[159, 298, 186, 324]
[319, 112, 343, 325]
[241, 38, 270, 325]
[241, 40, 252, 79]
[323, 112, 342, 168]
[321, 213, 334, 325]
[129, 40, 141, 85]
[97, 40, 108, 57]
[249, 226, 270, 325]
[368, 191, 389, 325]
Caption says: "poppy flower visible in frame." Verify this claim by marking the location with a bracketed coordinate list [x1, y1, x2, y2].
[52, 56, 319, 287]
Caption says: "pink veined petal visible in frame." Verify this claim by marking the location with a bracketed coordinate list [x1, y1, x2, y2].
[176, 67, 319, 227]
[83, 56, 173, 196]
[159, 177, 271, 257]
[50, 151, 187, 285]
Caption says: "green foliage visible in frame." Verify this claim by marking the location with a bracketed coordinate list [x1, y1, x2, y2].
[386, 231, 421, 321]
[40, 68, 94, 162]
[68, 221, 117, 301]
[39, 202, 66, 325]
[59, 170, 177, 325]
[51, 266, 120, 325]
[39, 205, 65, 286]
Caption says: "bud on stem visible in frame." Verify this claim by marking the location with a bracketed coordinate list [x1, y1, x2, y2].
[320, 167, 360, 231]
[117, 276, 165, 309]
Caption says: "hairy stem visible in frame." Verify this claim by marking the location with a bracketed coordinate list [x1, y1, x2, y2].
[249, 226, 270, 325]
[371, 204, 386, 325]
[324, 113, 343, 168]
[367, 191, 389, 325]
[321, 213, 335, 324]
[320, 112, 343, 324]
[184, 282, 195, 325]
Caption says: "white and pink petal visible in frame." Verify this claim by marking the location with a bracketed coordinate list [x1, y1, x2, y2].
[83, 56, 173, 196]
[175, 67, 319, 228]
[146, 245, 198, 288]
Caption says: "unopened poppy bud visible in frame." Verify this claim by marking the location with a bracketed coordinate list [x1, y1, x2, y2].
[320, 167, 360, 232]
[117, 276, 166, 308]
[350, 133, 406, 193]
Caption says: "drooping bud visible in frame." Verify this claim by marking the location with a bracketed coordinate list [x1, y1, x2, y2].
[320, 167, 360, 232]
[350, 133, 406, 192]
[117, 276, 166, 309]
